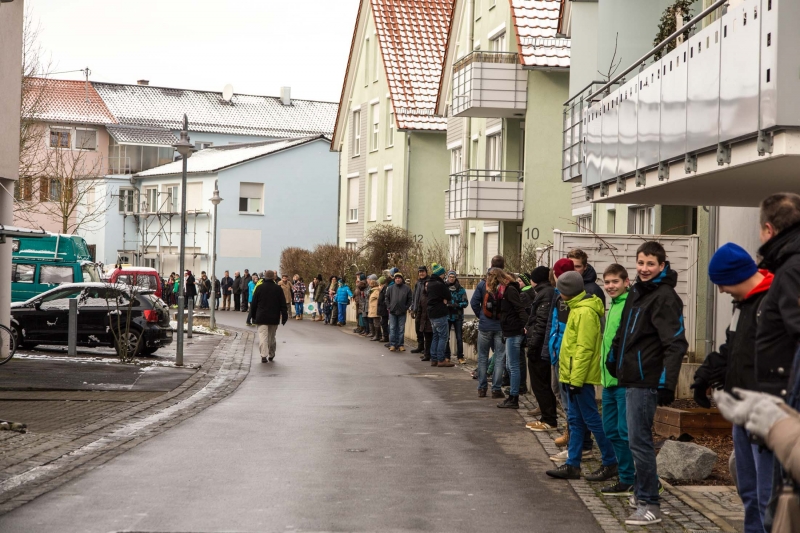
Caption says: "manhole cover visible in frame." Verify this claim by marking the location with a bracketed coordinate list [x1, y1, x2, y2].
[346, 448, 367, 453]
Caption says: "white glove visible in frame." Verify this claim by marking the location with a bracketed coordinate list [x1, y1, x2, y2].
[713, 388, 783, 426]
[745, 400, 790, 440]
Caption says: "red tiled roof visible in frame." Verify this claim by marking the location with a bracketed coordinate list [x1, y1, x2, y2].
[510, 0, 570, 69]
[25, 78, 116, 126]
[372, 0, 454, 131]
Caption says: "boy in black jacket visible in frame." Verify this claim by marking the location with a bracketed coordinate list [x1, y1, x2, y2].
[525, 266, 558, 431]
[607, 241, 688, 526]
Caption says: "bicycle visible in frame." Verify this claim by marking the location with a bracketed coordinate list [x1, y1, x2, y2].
[0, 323, 18, 365]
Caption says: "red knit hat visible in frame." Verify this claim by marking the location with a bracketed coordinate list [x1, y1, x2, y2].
[553, 258, 575, 278]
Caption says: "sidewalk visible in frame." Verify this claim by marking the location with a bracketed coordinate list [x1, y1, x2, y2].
[0, 327, 254, 516]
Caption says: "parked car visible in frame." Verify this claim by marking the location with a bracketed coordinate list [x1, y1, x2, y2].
[11, 234, 102, 303]
[10, 283, 173, 357]
[107, 267, 164, 300]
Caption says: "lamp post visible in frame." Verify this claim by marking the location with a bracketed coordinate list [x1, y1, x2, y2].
[173, 114, 195, 367]
[209, 182, 223, 330]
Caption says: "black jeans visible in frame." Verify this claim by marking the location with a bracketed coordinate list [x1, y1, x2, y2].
[233, 292, 241, 311]
[381, 315, 389, 339]
[241, 291, 248, 312]
[423, 331, 433, 356]
[529, 354, 558, 427]
[519, 345, 528, 394]
[415, 314, 425, 350]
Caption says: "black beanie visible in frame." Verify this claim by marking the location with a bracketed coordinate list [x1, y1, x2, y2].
[531, 266, 550, 284]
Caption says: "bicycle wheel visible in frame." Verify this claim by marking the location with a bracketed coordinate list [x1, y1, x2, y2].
[0, 324, 16, 365]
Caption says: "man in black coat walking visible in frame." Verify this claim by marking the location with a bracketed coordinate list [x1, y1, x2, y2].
[250, 270, 288, 363]
[232, 271, 242, 311]
[240, 269, 250, 312]
[221, 271, 234, 311]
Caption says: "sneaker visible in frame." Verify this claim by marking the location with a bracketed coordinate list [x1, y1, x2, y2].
[526, 421, 558, 432]
[261, 356, 267, 363]
[545, 463, 581, 480]
[550, 449, 592, 462]
[398, 346, 406, 352]
[625, 504, 661, 526]
[478, 389, 487, 398]
[268, 355, 275, 362]
[389, 346, 396, 352]
[585, 464, 618, 482]
[628, 494, 638, 509]
[438, 361, 455, 367]
[554, 432, 569, 447]
[601, 482, 634, 496]
[457, 358, 466, 364]
[527, 407, 542, 417]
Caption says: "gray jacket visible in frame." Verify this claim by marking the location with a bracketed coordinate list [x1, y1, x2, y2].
[411, 275, 429, 312]
[386, 283, 413, 316]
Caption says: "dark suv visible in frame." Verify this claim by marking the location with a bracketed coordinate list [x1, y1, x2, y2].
[10, 283, 173, 357]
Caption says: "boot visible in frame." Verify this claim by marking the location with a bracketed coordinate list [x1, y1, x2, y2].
[554, 429, 570, 447]
[497, 395, 519, 409]
[430, 360, 438, 367]
[478, 389, 487, 398]
[438, 360, 455, 367]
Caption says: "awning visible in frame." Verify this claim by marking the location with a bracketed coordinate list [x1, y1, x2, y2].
[107, 124, 178, 147]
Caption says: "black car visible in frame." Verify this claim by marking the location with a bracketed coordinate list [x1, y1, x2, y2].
[11, 282, 173, 357]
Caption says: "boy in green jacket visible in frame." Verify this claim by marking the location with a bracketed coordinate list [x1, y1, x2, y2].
[599, 264, 635, 494]
[546, 271, 618, 480]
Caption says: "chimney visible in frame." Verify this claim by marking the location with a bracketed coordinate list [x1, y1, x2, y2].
[137, 79, 150, 86]
[280, 86, 291, 106]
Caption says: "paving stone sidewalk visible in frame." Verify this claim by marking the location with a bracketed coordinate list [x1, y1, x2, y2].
[0, 327, 254, 516]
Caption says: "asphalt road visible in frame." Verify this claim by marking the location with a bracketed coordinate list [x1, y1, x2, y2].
[0, 310, 603, 533]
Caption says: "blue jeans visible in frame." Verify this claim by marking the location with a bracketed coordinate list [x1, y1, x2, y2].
[504, 335, 524, 396]
[477, 330, 505, 392]
[430, 316, 449, 362]
[602, 386, 635, 485]
[200, 293, 209, 308]
[557, 360, 593, 451]
[294, 302, 303, 316]
[445, 319, 464, 358]
[732, 424, 773, 533]
[337, 303, 348, 324]
[389, 313, 406, 347]
[567, 384, 617, 468]
[626, 387, 660, 506]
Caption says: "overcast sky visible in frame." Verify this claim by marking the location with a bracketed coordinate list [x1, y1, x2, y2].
[27, 0, 360, 102]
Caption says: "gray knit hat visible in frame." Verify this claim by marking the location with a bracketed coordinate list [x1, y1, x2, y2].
[556, 271, 584, 298]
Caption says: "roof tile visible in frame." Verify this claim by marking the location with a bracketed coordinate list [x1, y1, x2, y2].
[25, 78, 117, 126]
[510, 0, 571, 69]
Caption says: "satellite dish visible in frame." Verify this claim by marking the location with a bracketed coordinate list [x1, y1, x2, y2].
[222, 84, 234, 102]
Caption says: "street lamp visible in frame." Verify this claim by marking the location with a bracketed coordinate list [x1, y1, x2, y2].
[173, 114, 195, 367]
[208, 183, 223, 330]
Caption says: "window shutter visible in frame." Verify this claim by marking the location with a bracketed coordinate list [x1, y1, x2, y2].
[40, 177, 49, 202]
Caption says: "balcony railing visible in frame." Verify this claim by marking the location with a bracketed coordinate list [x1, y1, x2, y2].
[452, 51, 527, 119]
[447, 169, 524, 221]
[562, 81, 612, 182]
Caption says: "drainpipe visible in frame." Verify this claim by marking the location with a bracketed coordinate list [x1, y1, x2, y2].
[404, 134, 411, 231]
[704, 206, 718, 359]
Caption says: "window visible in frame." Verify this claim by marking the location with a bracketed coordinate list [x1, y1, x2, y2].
[368, 172, 378, 221]
[194, 141, 213, 151]
[352, 110, 361, 156]
[607, 209, 616, 233]
[49, 128, 70, 148]
[145, 187, 158, 212]
[86, 187, 96, 208]
[576, 214, 592, 233]
[372, 38, 379, 82]
[449, 234, 462, 272]
[186, 182, 204, 211]
[165, 185, 179, 212]
[471, 138, 479, 169]
[487, 133, 502, 175]
[119, 188, 135, 213]
[75, 128, 96, 150]
[370, 102, 380, 151]
[347, 177, 359, 222]
[490, 32, 506, 52]
[364, 38, 371, 86]
[632, 205, 655, 234]
[450, 147, 463, 174]
[14, 177, 33, 201]
[345, 241, 357, 251]
[40, 265, 74, 285]
[12, 264, 35, 283]
[239, 182, 264, 214]
[386, 104, 395, 147]
[384, 169, 393, 220]
[48, 179, 62, 202]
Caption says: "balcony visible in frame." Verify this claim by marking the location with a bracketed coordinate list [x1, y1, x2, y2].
[562, 81, 612, 182]
[446, 170, 524, 221]
[576, 0, 800, 206]
[452, 52, 527, 119]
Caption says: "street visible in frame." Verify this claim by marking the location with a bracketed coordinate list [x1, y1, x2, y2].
[0, 311, 601, 532]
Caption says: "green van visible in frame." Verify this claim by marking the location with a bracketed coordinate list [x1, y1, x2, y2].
[11, 234, 103, 303]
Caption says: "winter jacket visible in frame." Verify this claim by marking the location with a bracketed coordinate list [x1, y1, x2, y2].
[357, 281, 368, 314]
[335, 285, 354, 304]
[185, 275, 197, 297]
[526, 281, 555, 359]
[248, 280, 258, 302]
[314, 280, 326, 303]
[607, 263, 688, 391]
[546, 289, 571, 365]
[581, 264, 606, 307]
[240, 274, 251, 294]
[368, 287, 380, 317]
[426, 274, 451, 320]
[377, 285, 389, 317]
[469, 278, 502, 332]
[199, 277, 210, 294]
[601, 291, 628, 388]
[559, 291, 605, 387]
[292, 281, 306, 304]
[232, 275, 242, 295]
[756, 222, 800, 398]
[386, 282, 413, 315]
[520, 285, 535, 309]
[447, 281, 468, 322]
[278, 280, 292, 304]
[498, 282, 530, 338]
[214, 278, 221, 296]
[695, 271, 774, 393]
[765, 407, 800, 485]
[417, 287, 433, 333]
[411, 275, 430, 312]
[250, 279, 288, 326]
[221, 276, 233, 295]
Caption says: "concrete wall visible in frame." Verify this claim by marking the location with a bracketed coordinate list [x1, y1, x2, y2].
[568, 1, 599, 97]
[407, 131, 449, 244]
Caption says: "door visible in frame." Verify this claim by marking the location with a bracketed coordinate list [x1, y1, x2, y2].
[24, 286, 85, 344]
[484, 231, 499, 271]
[77, 287, 119, 346]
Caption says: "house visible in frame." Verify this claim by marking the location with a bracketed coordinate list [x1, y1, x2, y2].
[435, 0, 572, 273]
[331, 0, 455, 251]
[134, 135, 338, 275]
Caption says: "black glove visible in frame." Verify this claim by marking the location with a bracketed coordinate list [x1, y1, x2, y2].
[657, 388, 675, 406]
[281, 317, 288, 326]
[568, 385, 580, 400]
[605, 359, 617, 378]
[690, 378, 711, 409]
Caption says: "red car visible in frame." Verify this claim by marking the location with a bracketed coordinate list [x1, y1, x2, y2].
[108, 267, 164, 300]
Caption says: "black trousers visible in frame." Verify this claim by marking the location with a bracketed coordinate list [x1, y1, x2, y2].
[519, 345, 528, 394]
[415, 314, 425, 350]
[381, 315, 389, 339]
[233, 292, 241, 311]
[241, 291, 248, 312]
[423, 331, 433, 356]
[528, 353, 558, 427]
